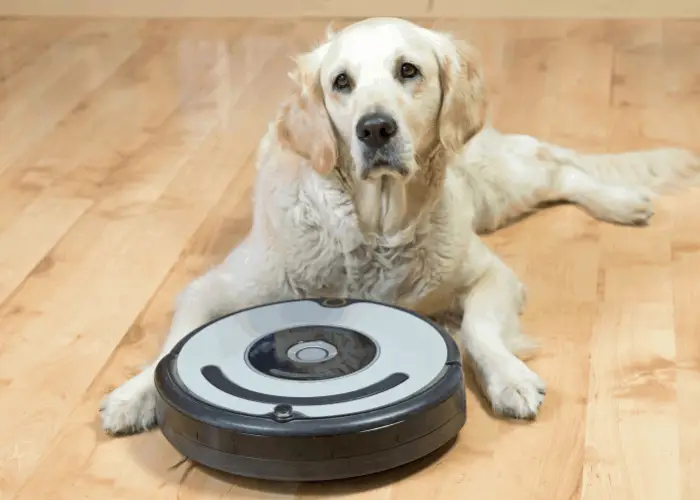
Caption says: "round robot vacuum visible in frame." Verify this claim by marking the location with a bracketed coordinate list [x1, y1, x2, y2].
[154, 297, 466, 482]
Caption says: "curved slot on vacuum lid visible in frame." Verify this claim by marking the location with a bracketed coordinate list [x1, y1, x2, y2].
[201, 365, 408, 405]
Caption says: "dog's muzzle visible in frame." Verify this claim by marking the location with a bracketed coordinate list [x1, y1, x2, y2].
[356, 112, 408, 180]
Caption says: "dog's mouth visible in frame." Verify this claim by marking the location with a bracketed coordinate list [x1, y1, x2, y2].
[360, 162, 409, 181]
[360, 147, 409, 181]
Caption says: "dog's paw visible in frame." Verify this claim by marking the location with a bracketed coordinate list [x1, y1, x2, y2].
[594, 188, 654, 226]
[100, 370, 158, 436]
[484, 357, 546, 420]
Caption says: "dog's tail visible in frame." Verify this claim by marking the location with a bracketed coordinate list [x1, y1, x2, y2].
[540, 144, 700, 195]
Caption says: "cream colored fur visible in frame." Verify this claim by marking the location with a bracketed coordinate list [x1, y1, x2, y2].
[100, 17, 700, 434]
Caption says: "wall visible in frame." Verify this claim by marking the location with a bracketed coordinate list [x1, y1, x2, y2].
[1, 0, 699, 18]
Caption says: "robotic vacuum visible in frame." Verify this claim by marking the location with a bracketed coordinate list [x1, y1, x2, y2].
[154, 297, 466, 482]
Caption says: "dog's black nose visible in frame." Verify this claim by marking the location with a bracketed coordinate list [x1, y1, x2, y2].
[356, 112, 397, 148]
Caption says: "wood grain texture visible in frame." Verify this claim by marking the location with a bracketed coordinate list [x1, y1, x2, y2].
[0, 18, 699, 500]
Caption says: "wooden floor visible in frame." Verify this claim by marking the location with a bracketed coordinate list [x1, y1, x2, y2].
[1, 17, 699, 500]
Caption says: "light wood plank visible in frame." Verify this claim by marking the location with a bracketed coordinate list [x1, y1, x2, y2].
[0, 21, 146, 176]
[0, 195, 92, 305]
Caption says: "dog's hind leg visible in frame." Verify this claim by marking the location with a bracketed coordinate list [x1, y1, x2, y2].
[477, 132, 698, 228]
[538, 142, 700, 225]
[546, 161, 655, 226]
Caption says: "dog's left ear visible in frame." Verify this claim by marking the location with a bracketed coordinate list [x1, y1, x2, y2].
[275, 50, 338, 176]
[429, 32, 487, 152]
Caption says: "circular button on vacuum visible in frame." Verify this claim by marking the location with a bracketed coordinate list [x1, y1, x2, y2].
[287, 340, 338, 363]
[272, 403, 295, 422]
[296, 347, 327, 361]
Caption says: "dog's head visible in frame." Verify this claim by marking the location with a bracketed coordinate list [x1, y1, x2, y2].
[276, 17, 487, 183]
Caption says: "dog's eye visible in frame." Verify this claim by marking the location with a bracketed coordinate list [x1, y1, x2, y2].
[333, 72, 352, 92]
[399, 62, 420, 80]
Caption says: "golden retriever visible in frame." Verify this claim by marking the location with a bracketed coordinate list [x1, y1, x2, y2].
[101, 17, 699, 434]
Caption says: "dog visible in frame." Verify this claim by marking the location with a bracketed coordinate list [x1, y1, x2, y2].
[100, 17, 700, 435]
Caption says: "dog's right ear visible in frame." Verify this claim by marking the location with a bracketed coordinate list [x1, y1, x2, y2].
[275, 49, 337, 176]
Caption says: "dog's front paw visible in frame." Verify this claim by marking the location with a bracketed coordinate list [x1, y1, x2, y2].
[100, 370, 158, 436]
[485, 357, 546, 420]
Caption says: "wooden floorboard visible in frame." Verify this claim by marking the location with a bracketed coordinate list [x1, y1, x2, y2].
[0, 18, 699, 500]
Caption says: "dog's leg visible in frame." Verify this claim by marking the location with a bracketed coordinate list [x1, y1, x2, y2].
[549, 163, 654, 226]
[100, 243, 286, 435]
[535, 138, 700, 225]
[460, 238, 546, 419]
[478, 133, 659, 228]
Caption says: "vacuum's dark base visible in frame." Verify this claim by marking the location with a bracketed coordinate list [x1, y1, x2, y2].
[158, 410, 465, 482]
[154, 364, 466, 482]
